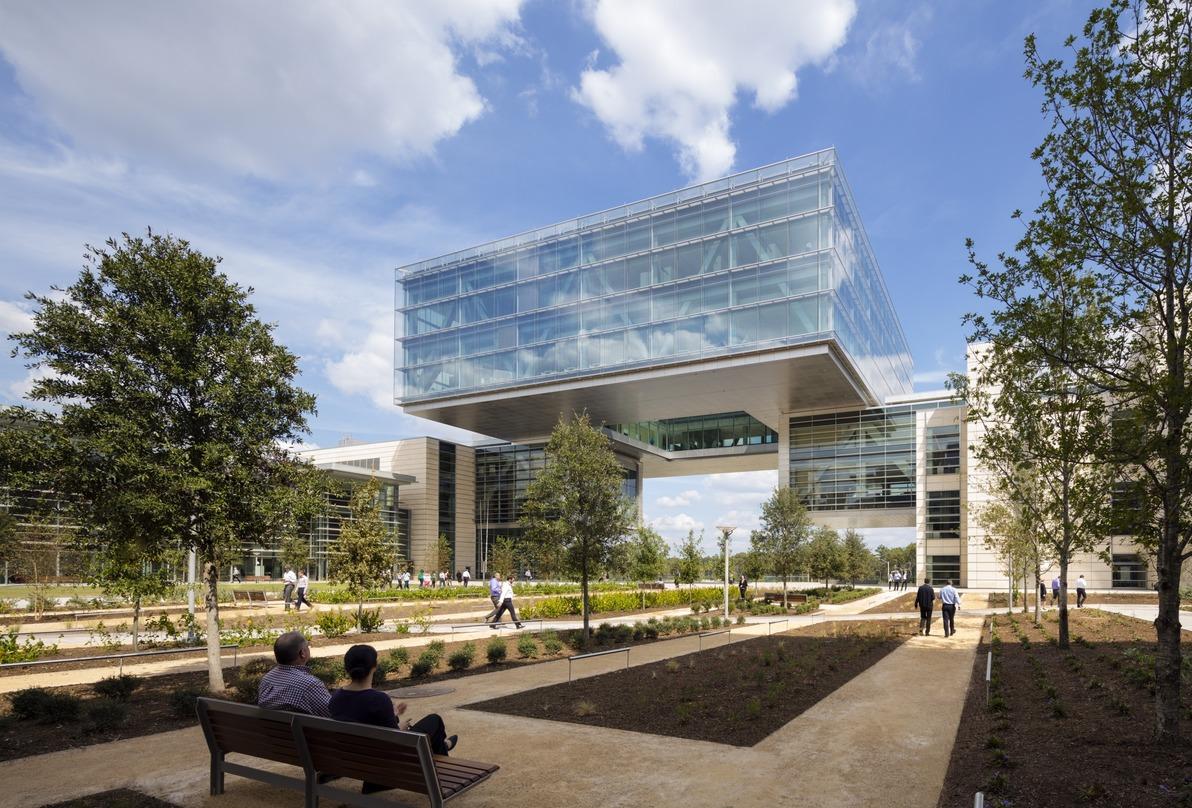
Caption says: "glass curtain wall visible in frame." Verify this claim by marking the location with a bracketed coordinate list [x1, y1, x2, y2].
[396, 149, 912, 405]
[609, 411, 777, 452]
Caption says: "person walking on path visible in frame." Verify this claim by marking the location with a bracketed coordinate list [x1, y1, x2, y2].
[490, 577, 524, 629]
[1075, 575, 1088, 608]
[231, 566, 242, 584]
[294, 570, 312, 611]
[282, 567, 297, 611]
[1039, 579, 1048, 609]
[462, 567, 471, 587]
[738, 574, 748, 600]
[939, 580, 961, 637]
[914, 578, 936, 636]
[1051, 576, 1061, 605]
[439, 570, 447, 588]
[889, 570, 898, 591]
[484, 572, 503, 620]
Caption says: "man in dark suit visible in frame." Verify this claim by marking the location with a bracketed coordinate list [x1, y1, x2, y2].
[914, 578, 936, 636]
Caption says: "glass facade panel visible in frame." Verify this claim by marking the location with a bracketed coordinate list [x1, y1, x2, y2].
[926, 555, 960, 586]
[926, 490, 961, 539]
[927, 425, 960, 475]
[397, 150, 912, 404]
[1112, 554, 1147, 588]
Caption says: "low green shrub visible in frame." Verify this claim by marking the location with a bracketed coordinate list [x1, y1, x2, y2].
[169, 685, 204, 718]
[232, 658, 273, 703]
[10, 688, 81, 724]
[315, 610, 354, 639]
[356, 608, 384, 634]
[448, 643, 475, 671]
[387, 647, 410, 668]
[736, 614, 746, 625]
[486, 637, 507, 664]
[410, 650, 437, 677]
[92, 675, 142, 703]
[542, 632, 564, 655]
[0, 627, 57, 664]
[517, 635, 539, 659]
[425, 640, 447, 663]
[521, 587, 726, 619]
[83, 697, 128, 733]
[373, 658, 393, 685]
[306, 657, 345, 687]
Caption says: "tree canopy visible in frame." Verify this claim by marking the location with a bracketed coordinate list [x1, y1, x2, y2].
[750, 486, 812, 607]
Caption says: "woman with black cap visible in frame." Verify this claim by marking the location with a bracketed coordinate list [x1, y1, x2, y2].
[330, 644, 457, 756]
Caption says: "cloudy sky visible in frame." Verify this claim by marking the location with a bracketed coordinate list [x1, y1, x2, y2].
[0, 0, 1095, 552]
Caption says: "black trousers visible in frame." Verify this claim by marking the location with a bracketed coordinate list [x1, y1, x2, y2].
[941, 604, 956, 636]
[361, 713, 450, 794]
[1076, 588, 1086, 608]
[919, 607, 934, 635]
[492, 598, 521, 625]
[294, 587, 311, 610]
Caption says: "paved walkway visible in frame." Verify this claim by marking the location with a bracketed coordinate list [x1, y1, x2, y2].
[0, 612, 981, 808]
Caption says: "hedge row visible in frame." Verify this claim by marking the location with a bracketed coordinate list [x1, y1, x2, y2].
[520, 587, 726, 619]
[316, 580, 639, 605]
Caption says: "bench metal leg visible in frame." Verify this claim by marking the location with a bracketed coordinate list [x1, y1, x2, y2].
[210, 754, 225, 796]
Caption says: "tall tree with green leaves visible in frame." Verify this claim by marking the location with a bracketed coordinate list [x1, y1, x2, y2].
[428, 534, 454, 576]
[976, 478, 1053, 622]
[674, 529, 704, 586]
[750, 486, 813, 607]
[328, 477, 395, 625]
[489, 536, 517, 580]
[519, 412, 633, 646]
[840, 528, 874, 587]
[279, 534, 311, 574]
[806, 525, 843, 588]
[5, 231, 317, 691]
[88, 544, 176, 651]
[627, 525, 668, 583]
[964, 0, 1192, 741]
[0, 511, 17, 580]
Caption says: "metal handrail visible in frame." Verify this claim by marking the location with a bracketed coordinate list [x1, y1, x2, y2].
[697, 628, 731, 651]
[448, 619, 543, 633]
[0, 643, 239, 674]
[567, 646, 630, 682]
[767, 618, 790, 635]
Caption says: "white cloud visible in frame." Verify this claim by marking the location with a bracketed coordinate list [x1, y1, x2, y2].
[705, 469, 777, 493]
[850, 6, 931, 87]
[323, 309, 395, 411]
[712, 508, 761, 535]
[0, 1, 526, 180]
[0, 299, 33, 336]
[656, 489, 701, 508]
[647, 512, 704, 539]
[573, 0, 855, 181]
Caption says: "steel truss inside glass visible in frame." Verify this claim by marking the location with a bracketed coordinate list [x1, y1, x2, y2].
[396, 149, 912, 406]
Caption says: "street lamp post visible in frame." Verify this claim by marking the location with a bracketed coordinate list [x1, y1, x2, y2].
[715, 525, 736, 621]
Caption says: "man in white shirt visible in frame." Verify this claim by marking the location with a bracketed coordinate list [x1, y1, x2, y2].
[282, 567, 297, 611]
[295, 570, 311, 611]
[939, 580, 961, 638]
[462, 567, 471, 587]
[1076, 575, 1088, 608]
[490, 577, 524, 629]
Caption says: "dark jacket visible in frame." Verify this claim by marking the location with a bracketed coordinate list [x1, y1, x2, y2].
[914, 584, 935, 611]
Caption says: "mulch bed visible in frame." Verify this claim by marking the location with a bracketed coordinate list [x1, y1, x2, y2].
[42, 789, 176, 807]
[0, 625, 718, 762]
[465, 619, 916, 747]
[936, 609, 1192, 808]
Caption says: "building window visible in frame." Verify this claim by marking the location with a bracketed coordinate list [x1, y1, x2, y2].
[926, 490, 961, 539]
[1112, 554, 1147, 589]
[437, 442, 456, 550]
[341, 457, 381, 471]
[926, 555, 960, 586]
[926, 425, 960, 475]
[1110, 480, 1144, 534]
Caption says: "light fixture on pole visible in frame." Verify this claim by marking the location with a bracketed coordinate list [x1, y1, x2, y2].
[715, 524, 736, 621]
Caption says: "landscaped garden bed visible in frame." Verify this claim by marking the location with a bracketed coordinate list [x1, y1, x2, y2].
[465, 619, 915, 746]
[0, 615, 730, 761]
[936, 609, 1192, 808]
[43, 789, 175, 808]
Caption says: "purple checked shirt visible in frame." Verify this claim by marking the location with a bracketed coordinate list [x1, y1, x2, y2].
[257, 664, 332, 717]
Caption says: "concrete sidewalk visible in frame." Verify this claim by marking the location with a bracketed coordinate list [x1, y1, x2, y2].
[0, 614, 980, 808]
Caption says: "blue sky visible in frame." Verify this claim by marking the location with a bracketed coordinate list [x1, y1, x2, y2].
[0, 0, 1096, 552]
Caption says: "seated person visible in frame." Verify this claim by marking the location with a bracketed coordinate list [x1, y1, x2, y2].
[257, 630, 331, 717]
[331, 644, 457, 758]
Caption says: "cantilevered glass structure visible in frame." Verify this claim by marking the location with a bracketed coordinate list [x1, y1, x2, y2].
[395, 149, 912, 441]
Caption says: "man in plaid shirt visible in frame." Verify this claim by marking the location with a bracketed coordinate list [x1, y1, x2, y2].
[257, 631, 331, 717]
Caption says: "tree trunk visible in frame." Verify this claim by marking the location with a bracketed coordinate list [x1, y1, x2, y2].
[581, 554, 590, 649]
[1154, 538, 1183, 741]
[204, 559, 225, 692]
[1057, 556, 1069, 650]
[131, 596, 141, 652]
[782, 574, 788, 609]
[1033, 564, 1041, 625]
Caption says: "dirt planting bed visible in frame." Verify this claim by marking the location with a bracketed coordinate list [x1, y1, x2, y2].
[465, 619, 915, 747]
[936, 609, 1192, 808]
[43, 789, 176, 808]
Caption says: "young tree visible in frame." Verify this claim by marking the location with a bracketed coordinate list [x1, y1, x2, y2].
[88, 544, 175, 651]
[328, 477, 395, 625]
[489, 536, 517, 580]
[627, 525, 668, 583]
[6, 232, 317, 691]
[976, 475, 1054, 623]
[750, 486, 813, 607]
[840, 528, 874, 587]
[964, 0, 1192, 741]
[279, 534, 311, 574]
[519, 412, 633, 646]
[806, 525, 844, 588]
[674, 529, 704, 586]
[429, 534, 454, 576]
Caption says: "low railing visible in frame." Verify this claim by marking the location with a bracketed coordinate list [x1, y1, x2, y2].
[447, 619, 544, 633]
[567, 646, 630, 683]
[766, 618, 790, 635]
[697, 628, 731, 651]
[0, 643, 240, 675]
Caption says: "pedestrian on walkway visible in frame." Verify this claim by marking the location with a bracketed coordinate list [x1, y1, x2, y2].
[294, 570, 312, 611]
[738, 574, 748, 600]
[490, 577, 524, 629]
[439, 570, 447, 588]
[401, 570, 410, 590]
[418, 568, 426, 588]
[231, 566, 242, 584]
[282, 567, 297, 611]
[889, 570, 898, 590]
[914, 578, 935, 636]
[1076, 575, 1087, 608]
[1051, 576, 1061, 605]
[484, 572, 502, 620]
[939, 579, 960, 637]
[1039, 579, 1048, 608]
[462, 567, 471, 587]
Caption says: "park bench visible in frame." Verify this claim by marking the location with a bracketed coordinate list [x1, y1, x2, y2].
[196, 698, 499, 808]
[231, 590, 274, 608]
[762, 592, 808, 605]
[639, 582, 666, 591]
